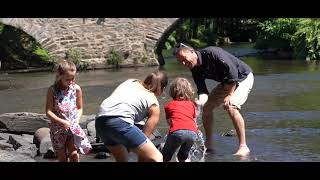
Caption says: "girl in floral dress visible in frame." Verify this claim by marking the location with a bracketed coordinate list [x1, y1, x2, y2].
[46, 60, 91, 162]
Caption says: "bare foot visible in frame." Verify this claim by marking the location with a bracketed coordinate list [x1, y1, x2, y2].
[233, 145, 250, 156]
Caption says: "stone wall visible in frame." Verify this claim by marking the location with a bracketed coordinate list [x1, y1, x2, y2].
[0, 18, 179, 68]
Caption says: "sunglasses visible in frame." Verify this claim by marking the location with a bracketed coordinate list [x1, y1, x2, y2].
[176, 43, 190, 48]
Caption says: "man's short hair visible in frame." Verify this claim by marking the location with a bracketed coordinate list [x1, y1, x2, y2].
[173, 43, 194, 56]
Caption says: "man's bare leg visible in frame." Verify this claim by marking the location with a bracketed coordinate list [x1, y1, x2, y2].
[202, 105, 215, 152]
[227, 108, 250, 156]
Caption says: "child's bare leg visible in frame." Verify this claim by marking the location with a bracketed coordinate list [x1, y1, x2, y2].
[56, 149, 68, 162]
[66, 138, 79, 162]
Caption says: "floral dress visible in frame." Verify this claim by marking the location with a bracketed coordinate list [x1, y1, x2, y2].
[49, 81, 92, 154]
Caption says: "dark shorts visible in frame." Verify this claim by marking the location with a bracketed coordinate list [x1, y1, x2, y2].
[161, 129, 197, 161]
[95, 116, 147, 149]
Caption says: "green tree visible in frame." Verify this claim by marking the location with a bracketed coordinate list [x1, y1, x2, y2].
[291, 18, 320, 60]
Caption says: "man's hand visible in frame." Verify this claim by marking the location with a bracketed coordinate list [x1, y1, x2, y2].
[195, 94, 208, 106]
[223, 95, 232, 110]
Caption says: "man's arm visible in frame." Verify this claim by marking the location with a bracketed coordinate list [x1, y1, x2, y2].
[191, 68, 209, 106]
[223, 82, 237, 95]
[223, 82, 237, 110]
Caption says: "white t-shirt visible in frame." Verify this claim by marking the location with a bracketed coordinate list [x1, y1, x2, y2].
[97, 79, 159, 125]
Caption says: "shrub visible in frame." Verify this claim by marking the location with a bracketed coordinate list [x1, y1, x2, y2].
[291, 18, 320, 60]
[32, 46, 50, 62]
[105, 49, 123, 68]
[65, 48, 89, 70]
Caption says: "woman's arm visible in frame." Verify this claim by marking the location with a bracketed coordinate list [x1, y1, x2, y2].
[75, 84, 83, 124]
[143, 104, 160, 137]
[45, 88, 70, 129]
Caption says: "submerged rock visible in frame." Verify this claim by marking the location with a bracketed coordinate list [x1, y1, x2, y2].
[221, 129, 237, 137]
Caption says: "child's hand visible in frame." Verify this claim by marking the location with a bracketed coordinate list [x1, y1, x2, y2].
[62, 121, 70, 130]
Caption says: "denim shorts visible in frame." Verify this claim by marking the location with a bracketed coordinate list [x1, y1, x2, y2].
[95, 116, 147, 149]
[161, 129, 198, 161]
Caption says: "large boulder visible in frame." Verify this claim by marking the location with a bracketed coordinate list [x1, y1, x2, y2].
[39, 134, 53, 154]
[87, 121, 96, 137]
[8, 134, 32, 150]
[0, 112, 95, 134]
[33, 127, 50, 148]
[0, 133, 10, 141]
[21, 134, 34, 144]
[0, 140, 14, 150]
[43, 147, 56, 159]
[79, 115, 96, 129]
[0, 112, 50, 134]
[7, 134, 38, 157]
[16, 144, 38, 158]
[0, 149, 36, 162]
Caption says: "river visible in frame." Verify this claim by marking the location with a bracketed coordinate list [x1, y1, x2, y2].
[1, 54, 320, 162]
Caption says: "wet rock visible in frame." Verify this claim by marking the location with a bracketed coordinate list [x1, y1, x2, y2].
[79, 115, 96, 129]
[83, 129, 88, 136]
[8, 134, 32, 150]
[94, 152, 111, 159]
[221, 129, 237, 137]
[0, 112, 50, 134]
[87, 120, 96, 137]
[150, 128, 162, 141]
[91, 143, 109, 153]
[21, 134, 33, 144]
[43, 147, 56, 159]
[0, 139, 13, 150]
[33, 127, 50, 148]
[16, 144, 38, 158]
[39, 134, 53, 154]
[87, 136, 96, 144]
[0, 133, 10, 141]
[0, 149, 36, 162]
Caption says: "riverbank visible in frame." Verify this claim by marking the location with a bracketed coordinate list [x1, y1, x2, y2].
[0, 112, 163, 162]
[0, 43, 288, 74]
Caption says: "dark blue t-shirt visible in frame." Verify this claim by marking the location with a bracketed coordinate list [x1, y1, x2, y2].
[191, 46, 252, 95]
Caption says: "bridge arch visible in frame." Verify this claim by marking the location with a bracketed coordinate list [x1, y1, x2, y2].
[0, 18, 179, 68]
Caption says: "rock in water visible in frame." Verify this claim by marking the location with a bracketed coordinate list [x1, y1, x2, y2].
[0, 112, 50, 134]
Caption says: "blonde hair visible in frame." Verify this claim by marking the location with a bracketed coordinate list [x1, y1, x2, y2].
[169, 77, 194, 100]
[54, 59, 77, 85]
[143, 70, 168, 96]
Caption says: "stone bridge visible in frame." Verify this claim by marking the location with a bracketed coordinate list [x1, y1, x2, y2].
[0, 18, 180, 68]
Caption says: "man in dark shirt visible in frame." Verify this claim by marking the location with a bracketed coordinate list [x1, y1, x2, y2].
[174, 43, 254, 156]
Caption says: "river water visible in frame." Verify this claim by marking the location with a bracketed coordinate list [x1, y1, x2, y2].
[1, 55, 320, 162]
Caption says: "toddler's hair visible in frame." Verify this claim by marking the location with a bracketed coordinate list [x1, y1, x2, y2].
[54, 59, 76, 84]
[143, 70, 168, 96]
[169, 77, 194, 100]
